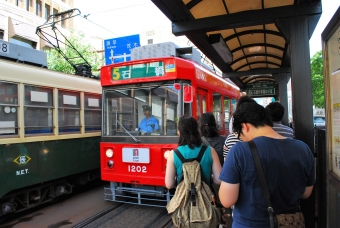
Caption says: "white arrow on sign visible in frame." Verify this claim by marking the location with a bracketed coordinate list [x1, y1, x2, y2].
[110, 52, 130, 64]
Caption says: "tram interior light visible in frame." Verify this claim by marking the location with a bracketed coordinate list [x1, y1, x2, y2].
[209, 34, 232, 63]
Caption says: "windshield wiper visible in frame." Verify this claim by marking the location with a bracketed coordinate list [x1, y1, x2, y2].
[116, 119, 141, 143]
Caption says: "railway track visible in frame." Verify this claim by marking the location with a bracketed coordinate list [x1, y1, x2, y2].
[0, 183, 174, 228]
[73, 203, 173, 228]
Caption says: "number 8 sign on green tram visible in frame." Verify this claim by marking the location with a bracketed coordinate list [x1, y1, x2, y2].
[111, 62, 165, 80]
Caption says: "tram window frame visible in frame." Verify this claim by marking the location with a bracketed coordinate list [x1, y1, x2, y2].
[102, 81, 181, 136]
[58, 90, 80, 134]
[213, 93, 222, 130]
[84, 93, 102, 132]
[24, 85, 53, 135]
[0, 81, 19, 137]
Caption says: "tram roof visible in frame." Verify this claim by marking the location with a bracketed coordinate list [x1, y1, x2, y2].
[151, 0, 322, 90]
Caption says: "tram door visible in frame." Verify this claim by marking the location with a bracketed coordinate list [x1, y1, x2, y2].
[196, 88, 208, 120]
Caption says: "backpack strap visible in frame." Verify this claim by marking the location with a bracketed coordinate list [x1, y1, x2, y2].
[174, 145, 207, 164]
[196, 145, 207, 162]
[174, 149, 186, 163]
[174, 145, 208, 185]
[201, 136, 212, 147]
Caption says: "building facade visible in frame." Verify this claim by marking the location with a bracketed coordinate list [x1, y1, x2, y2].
[0, 0, 74, 50]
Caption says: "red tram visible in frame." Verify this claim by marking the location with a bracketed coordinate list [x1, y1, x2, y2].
[100, 43, 240, 206]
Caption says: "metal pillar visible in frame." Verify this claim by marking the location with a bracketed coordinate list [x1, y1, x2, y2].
[273, 73, 290, 126]
[289, 15, 315, 228]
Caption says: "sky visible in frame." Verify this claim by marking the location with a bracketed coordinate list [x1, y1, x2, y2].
[309, 0, 340, 56]
[73, 0, 340, 57]
[73, 0, 171, 41]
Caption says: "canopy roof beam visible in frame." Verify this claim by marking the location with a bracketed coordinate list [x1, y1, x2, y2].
[172, 1, 322, 36]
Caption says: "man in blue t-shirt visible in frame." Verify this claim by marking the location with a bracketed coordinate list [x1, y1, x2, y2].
[218, 102, 315, 228]
[138, 105, 159, 133]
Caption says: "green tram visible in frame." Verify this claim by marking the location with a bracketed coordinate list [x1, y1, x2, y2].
[0, 58, 101, 219]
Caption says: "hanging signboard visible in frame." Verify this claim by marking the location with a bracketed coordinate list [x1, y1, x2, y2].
[323, 13, 340, 179]
[246, 81, 275, 96]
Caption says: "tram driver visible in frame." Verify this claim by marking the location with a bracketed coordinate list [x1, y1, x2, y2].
[137, 105, 159, 134]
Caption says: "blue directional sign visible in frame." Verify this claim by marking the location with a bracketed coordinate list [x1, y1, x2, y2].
[104, 34, 140, 65]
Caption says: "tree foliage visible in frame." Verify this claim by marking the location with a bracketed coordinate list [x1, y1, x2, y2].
[46, 31, 103, 77]
[310, 50, 324, 108]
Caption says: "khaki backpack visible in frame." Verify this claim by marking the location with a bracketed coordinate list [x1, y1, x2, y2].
[166, 145, 221, 228]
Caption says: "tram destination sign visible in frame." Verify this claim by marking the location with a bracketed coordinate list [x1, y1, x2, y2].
[246, 82, 275, 96]
[111, 62, 165, 80]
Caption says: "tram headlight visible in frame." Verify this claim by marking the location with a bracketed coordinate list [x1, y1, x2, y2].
[106, 149, 114, 158]
[107, 160, 114, 168]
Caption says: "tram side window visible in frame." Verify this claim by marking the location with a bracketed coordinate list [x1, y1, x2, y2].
[196, 92, 208, 119]
[224, 97, 231, 127]
[213, 93, 222, 130]
[231, 98, 237, 115]
[84, 93, 101, 132]
[58, 90, 80, 133]
[202, 96, 207, 113]
[0, 82, 18, 136]
[24, 85, 53, 134]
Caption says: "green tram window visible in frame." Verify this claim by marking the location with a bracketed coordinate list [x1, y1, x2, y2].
[84, 93, 102, 132]
[24, 85, 53, 134]
[0, 81, 18, 136]
[58, 90, 80, 134]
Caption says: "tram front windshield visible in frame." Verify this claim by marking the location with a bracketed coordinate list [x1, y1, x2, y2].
[103, 81, 190, 137]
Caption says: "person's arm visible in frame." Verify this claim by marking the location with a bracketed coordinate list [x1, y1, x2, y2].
[165, 150, 176, 189]
[219, 181, 240, 208]
[301, 185, 313, 199]
[211, 147, 222, 185]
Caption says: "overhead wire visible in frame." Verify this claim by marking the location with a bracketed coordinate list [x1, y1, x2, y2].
[77, 2, 153, 44]
[87, 2, 149, 15]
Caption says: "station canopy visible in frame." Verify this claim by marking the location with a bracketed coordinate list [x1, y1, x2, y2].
[151, 0, 321, 90]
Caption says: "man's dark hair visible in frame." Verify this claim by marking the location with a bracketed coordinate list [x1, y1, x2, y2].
[233, 102, 273, 136]
[178, 115, 202, 148]
[265, 102, 284, 122]
[199, 112, 219, 137]
[236, 96, 256, 109]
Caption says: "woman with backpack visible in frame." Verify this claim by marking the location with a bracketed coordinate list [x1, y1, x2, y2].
[165, 115, 222, 228]
[164, 115, 221, 189]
